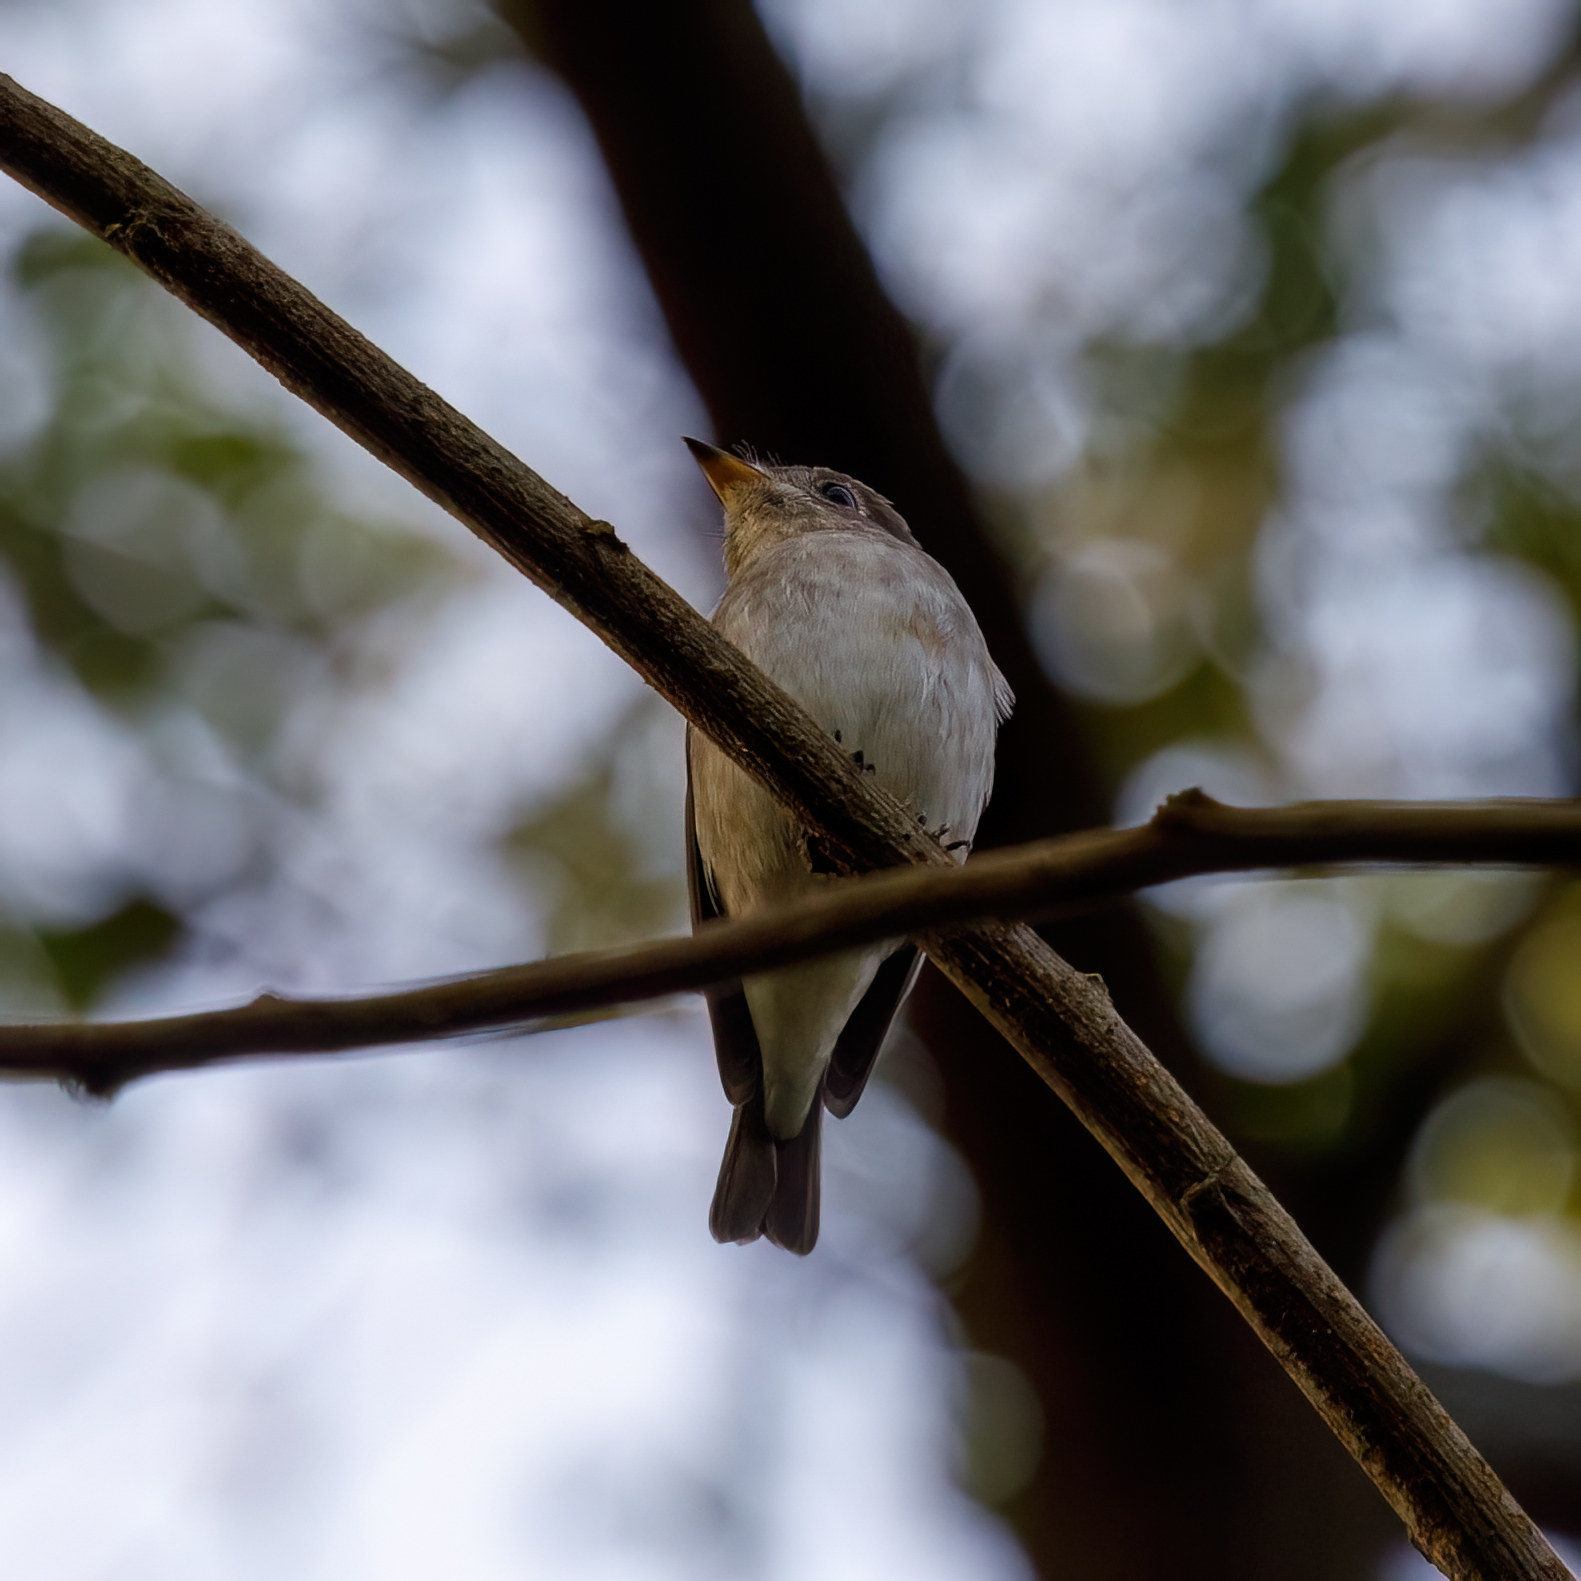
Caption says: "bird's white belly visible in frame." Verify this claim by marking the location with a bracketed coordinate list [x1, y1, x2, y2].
[690, 531, 1001, 1137]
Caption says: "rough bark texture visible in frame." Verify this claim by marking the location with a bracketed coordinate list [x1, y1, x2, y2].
[0, 72, 1568, 1581]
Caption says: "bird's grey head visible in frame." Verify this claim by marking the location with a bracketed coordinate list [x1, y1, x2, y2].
[685, 438, 918, 581]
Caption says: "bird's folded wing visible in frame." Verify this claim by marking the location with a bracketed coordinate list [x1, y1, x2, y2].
[686, 734, 763, 1107]
[823, 943, 922, 1119]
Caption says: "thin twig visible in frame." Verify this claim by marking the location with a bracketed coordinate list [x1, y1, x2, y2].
[5, 788, 1580, 1091]
[0, 75, 1565, 1581]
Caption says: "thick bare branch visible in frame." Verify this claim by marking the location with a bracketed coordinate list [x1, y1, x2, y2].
[5, 788, 1580, 1091]
[0, 76, 1565, 1581]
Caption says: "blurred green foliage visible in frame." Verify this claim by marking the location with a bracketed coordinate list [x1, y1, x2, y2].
[5, 231, 453, 688]
[1047, 111, 1381, 787]
[0, 227, 459, 1007]
[1024, 94, 1581, 1202]
[1476, 460, 1581, 620]
[0, 221, 685, 1027]
[505, 701, 685, 955]
[37, 898, 181, 1012]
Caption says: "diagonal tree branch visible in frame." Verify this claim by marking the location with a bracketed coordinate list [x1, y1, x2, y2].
[4, 788, 1579, 1092]
[0, 75, 1564, 1581]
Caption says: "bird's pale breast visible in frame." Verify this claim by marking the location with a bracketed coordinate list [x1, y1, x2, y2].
[688, 530, 1004, 1136]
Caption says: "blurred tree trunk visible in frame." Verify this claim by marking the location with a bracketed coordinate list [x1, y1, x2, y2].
[508, 1, 1395, 1574]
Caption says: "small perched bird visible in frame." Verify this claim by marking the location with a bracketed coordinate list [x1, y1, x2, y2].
[685, 439, 1013, 1255]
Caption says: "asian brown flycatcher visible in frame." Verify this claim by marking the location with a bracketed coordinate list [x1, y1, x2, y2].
[685, 439, 1012, 1255]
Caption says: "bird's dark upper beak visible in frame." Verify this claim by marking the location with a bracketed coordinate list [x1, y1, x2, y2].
[684, 437, 766, 506]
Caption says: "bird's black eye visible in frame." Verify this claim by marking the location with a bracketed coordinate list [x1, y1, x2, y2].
[819, 482, 858, 509]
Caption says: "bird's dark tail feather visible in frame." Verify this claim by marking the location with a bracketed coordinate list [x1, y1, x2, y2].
[709, 1082, 824, 1256]
[765, 1099, 822, 1255]
[709, 1089, 776, 1245]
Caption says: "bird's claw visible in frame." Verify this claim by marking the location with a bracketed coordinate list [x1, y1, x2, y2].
[925, 820, 970, 853]
[801, 829, 842, 875]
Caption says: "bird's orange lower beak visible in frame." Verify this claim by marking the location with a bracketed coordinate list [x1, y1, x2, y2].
[684, 437, 766, 506]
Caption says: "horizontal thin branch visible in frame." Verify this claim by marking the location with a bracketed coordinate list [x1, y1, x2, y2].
[0, 75, 1565, 1581]
[6, 788, 1577, 1091]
